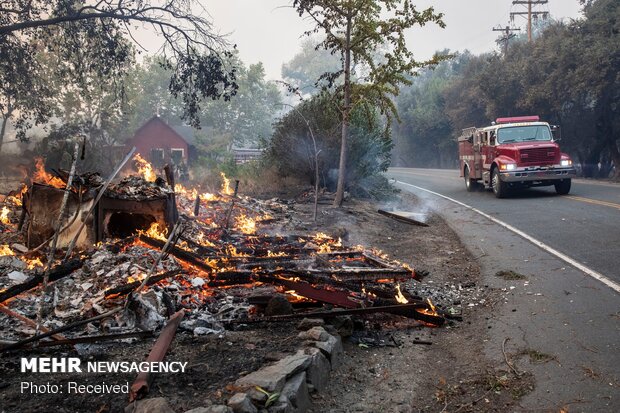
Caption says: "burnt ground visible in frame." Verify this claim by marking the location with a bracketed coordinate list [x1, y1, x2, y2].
[295, 193, 535, 413]
[0, 191, 533, 413]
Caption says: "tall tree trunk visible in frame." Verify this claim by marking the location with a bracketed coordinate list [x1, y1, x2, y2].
[0, 106, 13, 154]
[0, 116, 7, 154]
[334, 13, 352, 207]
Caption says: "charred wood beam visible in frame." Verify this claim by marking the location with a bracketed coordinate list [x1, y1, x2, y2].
[33, 331, 153, 348]
[274, 279, 364, 309]
[377, 209, 429, 227]
[139, 235, 214, 273]
[0, 259, 83, 304]
[104, 270, 184, 298]
[1, 307, 122, 352]
[234, 303, 430, 322]
[178, 234, 219, 255]
[0, 305, 67, 341]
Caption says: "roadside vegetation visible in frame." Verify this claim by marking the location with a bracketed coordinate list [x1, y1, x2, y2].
[392, 0, 620, 179]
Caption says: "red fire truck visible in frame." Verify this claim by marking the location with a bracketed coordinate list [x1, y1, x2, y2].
[458, 116, 576, 198]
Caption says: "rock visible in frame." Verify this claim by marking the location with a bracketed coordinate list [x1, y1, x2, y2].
[0, 256, 25, 270]
[125, 397, 174, 413]
[314, 334, 344, 368]
[247, 387, 268, 404]
[329, 316, 353, 337]
[7, 271, 28, 283]
[304, 348, 330, 392]
[10, 243, 28, 254]
[268, 396, 293, 413]
[205, 406, 234, 413]
[265, 295, 293, 316]
[297, 318, 325, 331]
[186, 407, 233, 413]
[228, 393, 257, 413]
[235, 350, 311, 392]
[281, 371, 311, 413]
[192, 277, 206, 287]
[297, 327, 329, 342]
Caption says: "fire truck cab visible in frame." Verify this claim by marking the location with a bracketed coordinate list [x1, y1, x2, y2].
[458, 116, 576, 198]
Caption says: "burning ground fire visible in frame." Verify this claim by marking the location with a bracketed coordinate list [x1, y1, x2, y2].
[0, 206, 9, 225]
[0, 154, 445, 356]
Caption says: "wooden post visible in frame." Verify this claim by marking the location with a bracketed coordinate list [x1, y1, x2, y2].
[164, 164, 179, 223]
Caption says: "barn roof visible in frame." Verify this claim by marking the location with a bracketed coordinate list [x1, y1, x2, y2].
[132, 116, 196, 146]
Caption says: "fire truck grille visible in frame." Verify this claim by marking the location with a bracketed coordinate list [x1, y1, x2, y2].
[520, 148, 556, 165]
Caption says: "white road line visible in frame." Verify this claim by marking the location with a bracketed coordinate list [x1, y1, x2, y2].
[395, 180, 620, 294]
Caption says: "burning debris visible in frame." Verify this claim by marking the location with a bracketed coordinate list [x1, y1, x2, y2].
[0, 154, 453, 405]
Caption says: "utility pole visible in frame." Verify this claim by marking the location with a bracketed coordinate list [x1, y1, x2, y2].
[511, 0, 549, 42]
[493, 25, 520, 56]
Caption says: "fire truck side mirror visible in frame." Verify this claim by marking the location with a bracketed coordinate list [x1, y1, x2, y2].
[551, 125, 562, 141]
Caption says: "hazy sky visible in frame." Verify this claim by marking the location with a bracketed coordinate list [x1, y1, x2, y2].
[142, 1, 584, 80]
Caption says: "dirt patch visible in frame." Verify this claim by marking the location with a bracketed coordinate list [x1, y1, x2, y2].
[495, 270, 527, 281]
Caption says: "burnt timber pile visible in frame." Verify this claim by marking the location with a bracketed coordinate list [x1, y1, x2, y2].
[0, 155, 454, 411]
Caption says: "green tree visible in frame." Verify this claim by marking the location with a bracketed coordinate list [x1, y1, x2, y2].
[34, 23, 136, 172]
[0, 0, 238, 151]
[282, 37, 343, 94]
[200, 61, 282, 148]
[266, 92, 392, 198]
[293, 0, 446, 206]
[0, 41, 53, 152]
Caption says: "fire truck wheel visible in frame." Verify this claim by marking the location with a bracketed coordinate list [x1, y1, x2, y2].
[491, 168, 508, 198]
[555, 179, 571, 195]
[464, 167, 476, 192]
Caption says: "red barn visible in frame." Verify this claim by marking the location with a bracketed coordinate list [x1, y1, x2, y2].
[126, 116, 195, 168]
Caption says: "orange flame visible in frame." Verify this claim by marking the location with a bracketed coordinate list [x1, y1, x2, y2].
[6, 184, 27, 207]
[220, 172, 234, 195]
[395, 283, 409, 304]
[315, 236, 342, 254]
[267, 250, 287, 258]
[33, 158, 66, 188]
[235, 214, 257, 235]
[200, 192, 218, 202]
[25, 257, 44, 270]
[127, 273, 147, 283]
[416, 298, 440, 317]
[224, 244, 248, 257]
[0, 244, 15, 256]
[0, 206, 10, 225]
[139, 222, 168, 241]
[133, 154, 157, 182]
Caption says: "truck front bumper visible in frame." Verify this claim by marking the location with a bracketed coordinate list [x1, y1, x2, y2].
[500, 167, 576, 183]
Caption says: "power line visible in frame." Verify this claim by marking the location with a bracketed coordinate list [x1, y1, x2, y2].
[511, 0, 549, 42]
[492, 25, 521, 56]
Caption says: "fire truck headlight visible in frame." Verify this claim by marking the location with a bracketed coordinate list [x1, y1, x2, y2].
[500, 163, 516, 171]
[561, 159, 572, 167]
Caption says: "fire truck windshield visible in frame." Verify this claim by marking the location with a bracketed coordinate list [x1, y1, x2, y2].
[496, 125, 552, 143]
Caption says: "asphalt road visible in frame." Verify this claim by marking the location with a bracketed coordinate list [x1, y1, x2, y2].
[387, 167, 620, 411]
[387, 167, 620, 283]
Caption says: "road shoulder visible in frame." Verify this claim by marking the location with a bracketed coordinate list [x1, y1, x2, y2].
[398, 183, 620, 412]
